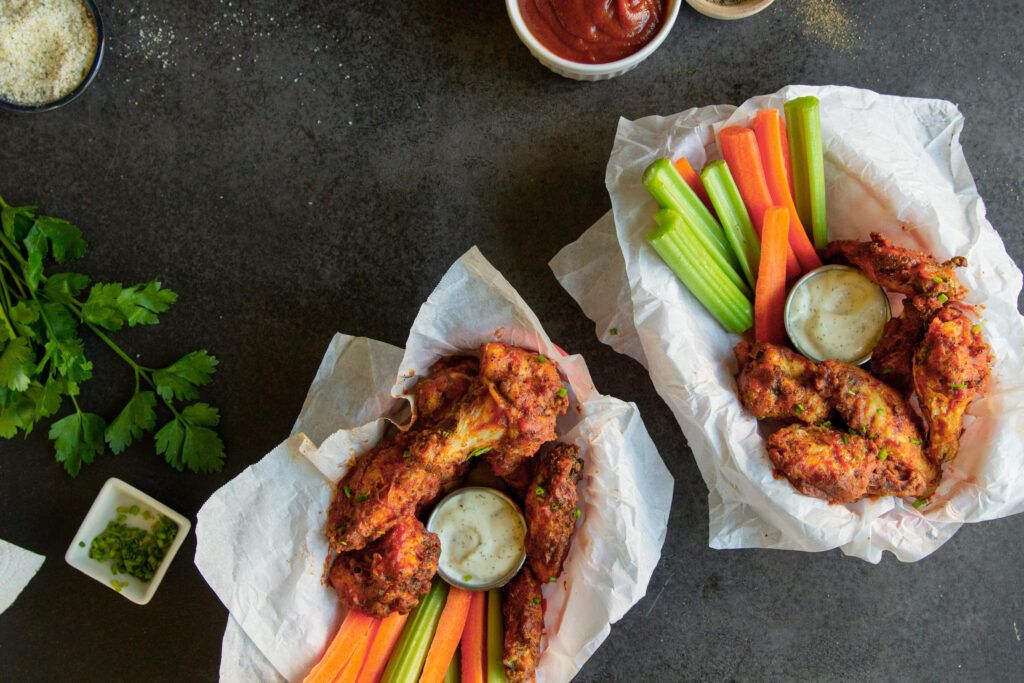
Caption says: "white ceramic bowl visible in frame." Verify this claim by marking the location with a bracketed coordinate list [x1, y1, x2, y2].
[65, 478, 191, 605]
[686, 0, 776, 20]
[505, 0, 681, 81]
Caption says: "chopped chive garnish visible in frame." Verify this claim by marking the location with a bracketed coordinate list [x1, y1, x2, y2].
[534, 486, 545, 498]
[877, 449, 889, 462]
[463, 575, 473, 582]
[550, 503, 560, 511]
[609, 327, 619, 335]
[822, 420, 831, 428]
[129, 505, 139, 515]
[910, 438, 923, 445]
[573, 508, 582, 518]
[971, 324, 982, 334]
[795, 404, 805, 413]
[343, 485, 352, 498]
[532, 597, 541, 604]
[469, 446, 493, 458]
[912, 498, 929, 509]
[402, 449, 411, 458]
[937, 293, 948, 303]
[876, 408, 884, 415]
[932, 277, 944, 284]
[949, 381, 966, 389]
[842, 434, 849, 444]
[549, 577, 557, 583]
[557, 387, 568, 398]
[355, 493, 369, 503]
[78, 541, 85, 548]
[536, 355, 548, 363]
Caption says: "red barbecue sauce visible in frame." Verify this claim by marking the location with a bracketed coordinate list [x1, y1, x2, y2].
[520, 0, 668, 64]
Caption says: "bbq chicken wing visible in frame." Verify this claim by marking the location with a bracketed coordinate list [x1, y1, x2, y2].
[913, 304, 992, 464]
[502, 567, 543, 683]
[327, 437, 441, 552]
[818, 360, 938, 498]
[413, 355, 479, 427]
[734, 341, 829, 424]
[823, 232, 967, 301]
[329, 516, 440, 617]
[869, 296, 931, 393]
[524, 443, 582, 583]
[767, 425, 877, 504]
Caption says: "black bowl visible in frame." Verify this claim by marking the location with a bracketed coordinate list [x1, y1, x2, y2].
[0, 0, 105, 113]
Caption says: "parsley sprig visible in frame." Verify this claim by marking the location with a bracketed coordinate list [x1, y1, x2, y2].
[0, 197, 225, 476]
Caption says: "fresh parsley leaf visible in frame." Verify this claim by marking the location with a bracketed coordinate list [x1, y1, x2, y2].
[48, 411, 106, 476]
[44, 272, 91, 303]
[116, 281, 178, 327]
[155, 403, 225, 473]
[45, 337, 93, 382]
[152, 351, 218, 401]
[81, 282, 125, 330]
[41, 301, 80, 340]
[32, 217, 88, 262]
[105, 391, 157, 454]
[1, 202, 36, 240]
[0, 338, 34, 391]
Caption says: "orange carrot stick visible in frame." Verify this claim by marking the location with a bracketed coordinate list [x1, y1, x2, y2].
[753, 110, 822, 273]
[420, 588, 474, 683]
[304, 610, 378, 683]
[779, 119, 793, 194]
[460, 592, 486, 683]
[755, 206, 791, 344]
[356, 612, 411, 683]
[673, 156, 715, 213]
[337, 621, 379, 683]
[719, 126, 801, 279]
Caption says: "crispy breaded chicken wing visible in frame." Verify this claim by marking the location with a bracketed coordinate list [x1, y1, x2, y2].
[767, 425, 877, 503]
[734, 341, 829, 424]
[818, 360, 938, 498]
[327, 437, 441, 552]
[413, 355, 479, 427]
[870, 296, 931, 393]
[913, 304, 992, 464]
[328, 516, 440, 617]
[502, 567, 543, 683]
[524, 443, 582, 583]
[823, 232, 967, 300]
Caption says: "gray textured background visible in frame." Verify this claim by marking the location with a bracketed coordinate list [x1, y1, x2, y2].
[2, 1, 1023, 681]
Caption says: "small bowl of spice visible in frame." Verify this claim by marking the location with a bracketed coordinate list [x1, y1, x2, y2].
[65, 478, 190, 605]
[685, 0, 776, 20]
[0, 0, 105, 113]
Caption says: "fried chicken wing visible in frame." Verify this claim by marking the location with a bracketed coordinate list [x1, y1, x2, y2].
[328, 516, 440, 617]
[823, 232, 967, 300]
[818, 360, 938, 498]
[869, 296, 931, 393]
[502, 567, 543, 683]
[502, 460, 535, 499]
[913, 304, 992, 464]
[413, 355, 479, 427]
[734, 341, 829, 424]
[767, 425, 877, 503]
[524, 443, 582, 583]
[327, 437, 441, 552]
[411, 343, 568, 476]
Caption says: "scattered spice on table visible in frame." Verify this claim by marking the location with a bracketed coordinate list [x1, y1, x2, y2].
[0, 0, 98, 105]
[88, 511, 179, 582]
[795, 0, 858, 52]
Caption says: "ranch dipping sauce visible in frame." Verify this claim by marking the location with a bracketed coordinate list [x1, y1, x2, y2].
[428, 487, 526, 589]
[785, 265, 890, 364]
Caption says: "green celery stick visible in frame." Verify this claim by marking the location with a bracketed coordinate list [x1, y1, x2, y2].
[700, 160, 761, 289]
[642, 158, 747, 291]
[382, 579, 449, 683]
[648, 209, 753, 334]
[486, 589, 506, 683]
[784, 96, 829, 249]
[444, 653, 460, 683]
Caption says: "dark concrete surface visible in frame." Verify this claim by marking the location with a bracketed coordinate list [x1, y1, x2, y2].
[2, 1, 1023, 681]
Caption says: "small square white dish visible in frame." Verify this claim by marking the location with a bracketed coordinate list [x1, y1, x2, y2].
[65, 477, 191, 605]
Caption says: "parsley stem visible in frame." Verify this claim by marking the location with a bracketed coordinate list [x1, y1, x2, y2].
[86, 323, 141, 372]
[0, 233, 29, 269]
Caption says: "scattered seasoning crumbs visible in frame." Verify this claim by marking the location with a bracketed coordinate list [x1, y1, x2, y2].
[89, 515, 179, 582]
[0, 0, 98, 105]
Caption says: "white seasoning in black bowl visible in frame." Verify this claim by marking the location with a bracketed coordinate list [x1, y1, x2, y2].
[0, 0, 99, 106]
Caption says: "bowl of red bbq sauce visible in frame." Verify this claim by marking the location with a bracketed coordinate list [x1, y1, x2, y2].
[506, 0, 681, 81]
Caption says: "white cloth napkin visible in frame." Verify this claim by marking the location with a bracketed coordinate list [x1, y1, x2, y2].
[0, 539, 44, 615]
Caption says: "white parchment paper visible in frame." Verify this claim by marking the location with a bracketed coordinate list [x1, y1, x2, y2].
[195, 247, 673, 682]
[552, 85, 1024, 563]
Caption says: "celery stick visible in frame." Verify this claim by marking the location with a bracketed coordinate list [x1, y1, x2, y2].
[382, 579, 449, 683]
[444, 653, 460, 683]
[643, 158, 747, 293]
[486, 589, 506, 683]
[648, 209, 753, 334]
[700, 160, 761, 289]
[784, 96, 828, 249]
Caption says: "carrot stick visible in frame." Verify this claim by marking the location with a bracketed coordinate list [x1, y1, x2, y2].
[779, 119, 793, 194]
[305, 610, 378, 683]
[338, 621, 380, 683]
[719, 126, 801, 279]
[673, 156, 715, 213]
[752, 110, 823, 273]
[755, 206, 791, 344]
[356, 612, 411, 683]
[420, 588, 474, 683]
[460, 592, 486, 683]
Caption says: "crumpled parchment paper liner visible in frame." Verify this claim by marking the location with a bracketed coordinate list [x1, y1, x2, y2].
[196, 247, 673, 682]
[552, 85, 1024, 563]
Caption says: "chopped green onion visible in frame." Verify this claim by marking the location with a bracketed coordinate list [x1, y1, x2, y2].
[469, 447, 493, 458]
[116, 506, 128, 514]
[382, 579, 449, 683]
[784, 96, 828, 249]
[877, 449, 889, 461]
[355, 493, 369, 503]
[971, 324, 982, 334]
[841, 434, 849, 444]
[912, 498, 929, 509]
[89, 515, 179, 582]
[78, 541, 85, 548]
[463, 574, 473, 582]
[129, 505, 140, 515]
[876, 408, 885, 415]
[609, 327, 618, 335]
[573, 507, 582, 519]
[643, 159, 747, 293]
[795, 404, 805, 413]
[822, 420, 831, 428]
[532, 597, 541, 605]
[949, 382, 966, 389]
[549, 576, 557, 583]
[937, 293, 949, 303]
[343, 485, 352, 498]
[932, 276, 944, 284]
[534, 486, 545, 498]
[647, 209, 753, 334]
[536, 355, 548, 363]
[403, 450, 411, 459]
[910, 438, 923, 445]
[700, 159, 761, 290]
[557, 387, 568, 398]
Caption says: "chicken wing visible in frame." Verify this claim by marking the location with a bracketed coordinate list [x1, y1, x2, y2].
[870, 296, 931, 393]
[818, 360, 938, 498]
[823, 232, 967, 300]
[767, 425, 877, 503]
[502, 567, 543, 683]
[413, 355, 479, 427]
[328, 516, 440, 617]
[913, 304, 992, 464]
[524, 443, 582, 583]
[327, 436, 441, 552]
[734, 341, 829, 424]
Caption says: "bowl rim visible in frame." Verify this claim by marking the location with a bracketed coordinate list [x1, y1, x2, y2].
[426, 485, 527, 591]
[685, 0, 776, 21]
[505, 0, 681, 75]
[0, 0, 105, 113]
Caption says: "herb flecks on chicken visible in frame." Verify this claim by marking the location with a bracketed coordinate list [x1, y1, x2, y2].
[767, 425, 877, 503]
[524, 443, 582, 583]
[502, 566, 544, 683]
[734, 341, 829, 424]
